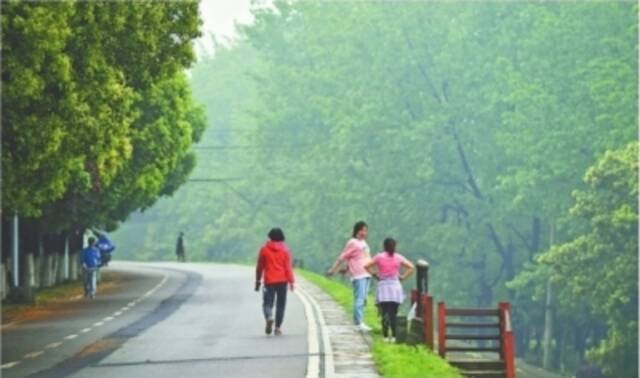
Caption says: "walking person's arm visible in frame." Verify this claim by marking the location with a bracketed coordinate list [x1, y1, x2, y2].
[285, 251, 295, 292]
[81, 250, 88, 270]
[255, 250, 265, 291]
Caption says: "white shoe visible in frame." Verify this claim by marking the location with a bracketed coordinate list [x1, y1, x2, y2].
[390, 337, 396, 343]
[383, 337, 391, 343]
[357, 323, 372, 332]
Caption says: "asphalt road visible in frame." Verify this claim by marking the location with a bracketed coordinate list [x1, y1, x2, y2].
[1, 262, 310, 378]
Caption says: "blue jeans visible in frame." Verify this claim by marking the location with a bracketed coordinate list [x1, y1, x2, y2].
[84, 268, 98, 298]
[352, 277, 370, 325]
[263, 283, 288, 328]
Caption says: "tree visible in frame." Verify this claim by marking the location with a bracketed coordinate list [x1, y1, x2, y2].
[539, 142, 638, 377]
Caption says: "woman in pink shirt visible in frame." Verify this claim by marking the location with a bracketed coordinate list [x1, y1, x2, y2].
[326, 221, 372, 331]
[365, 238, 415, 342]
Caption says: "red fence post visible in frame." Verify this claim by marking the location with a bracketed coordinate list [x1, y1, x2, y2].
[499, 302, 516, 378]
[437, 301, 446, 357]
[422, 294, 434, 350]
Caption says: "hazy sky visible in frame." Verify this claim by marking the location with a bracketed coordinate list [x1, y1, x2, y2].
[196, 0, 254, 56]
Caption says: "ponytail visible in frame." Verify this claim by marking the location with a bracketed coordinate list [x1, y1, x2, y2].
[383, 238, 396, 255]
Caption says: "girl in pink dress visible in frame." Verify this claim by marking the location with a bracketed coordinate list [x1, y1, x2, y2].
[365, 238, 415, 342]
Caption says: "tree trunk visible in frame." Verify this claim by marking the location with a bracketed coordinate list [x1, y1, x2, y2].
[70, 252, 79, 280]
[530, 216, 541, 261]
[574, 324, 586, 365]
[0, 263, 7, 300]
[57, 253, 66, 283]
[542, 288, 555, 369]
[24, 253, 35, 287]
[542, 224, 555, 369]
[45, 254, 55, 287]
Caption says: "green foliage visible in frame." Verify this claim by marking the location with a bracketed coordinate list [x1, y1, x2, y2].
[113, 2, 636, 373]
[539, 143, 638, 377]
[2, 1, 205, 234]
[298, 270, 462, 378]
[2, 1, 135, 217]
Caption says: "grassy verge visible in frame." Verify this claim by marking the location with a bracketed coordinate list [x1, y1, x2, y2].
[298, 270, 462, 378]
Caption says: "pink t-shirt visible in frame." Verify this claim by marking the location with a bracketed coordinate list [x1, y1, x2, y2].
[339, 238, 371, 280]
[372, 252, 409, 279]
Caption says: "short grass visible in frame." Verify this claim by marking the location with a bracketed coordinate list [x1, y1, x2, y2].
[298, 270, 462, 378]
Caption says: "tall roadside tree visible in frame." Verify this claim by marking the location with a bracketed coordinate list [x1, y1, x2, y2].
[538, 142, 638, 377]
[1, 1, 205, 279]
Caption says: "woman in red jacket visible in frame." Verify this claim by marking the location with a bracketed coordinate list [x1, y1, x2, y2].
[255, 228, 295, 336]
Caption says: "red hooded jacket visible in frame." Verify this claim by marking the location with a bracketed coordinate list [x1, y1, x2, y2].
[256, 240, 295, 285]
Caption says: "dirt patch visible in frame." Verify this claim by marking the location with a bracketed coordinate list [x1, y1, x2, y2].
[2, 270, 130, 325]
[75, 338, 120, 358]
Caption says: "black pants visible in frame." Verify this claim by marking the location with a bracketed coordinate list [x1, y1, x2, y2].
[263, 283, 288, 328]
[100, 251, 111, 267]
[380, 302, 400, 337]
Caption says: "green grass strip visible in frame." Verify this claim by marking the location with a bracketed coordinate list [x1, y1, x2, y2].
[298, 270, 462, 378]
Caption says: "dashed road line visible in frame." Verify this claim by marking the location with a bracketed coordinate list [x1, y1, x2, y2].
[45, 342, 63, 349]
[1, 361, 21, 369]
[23, 350, 44, 359]
[2, 271, 170, 370]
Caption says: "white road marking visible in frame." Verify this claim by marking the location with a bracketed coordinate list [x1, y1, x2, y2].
[303, 286, 335, 378]
[0, 270, 171, 373]
[45, 342, 63, 349]
[1, 361, 21, 369]
[296, 287, 321, 378]
[23, 350, 44, 359]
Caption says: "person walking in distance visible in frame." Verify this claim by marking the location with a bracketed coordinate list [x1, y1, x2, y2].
[176, 232, 186, 262]
[82, 237, 101, 299]
[365, 238, 415, 342]
[255, 228, 295, 336]
[327, 221, 373, 331]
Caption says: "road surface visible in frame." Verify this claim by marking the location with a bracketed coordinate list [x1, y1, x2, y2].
[1, 262, 318, 378]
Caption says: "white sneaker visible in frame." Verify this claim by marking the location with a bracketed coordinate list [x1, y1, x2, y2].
[390, 337, 396, 343]
[383, 337, 391, 343]
[357, 323, 372, 332]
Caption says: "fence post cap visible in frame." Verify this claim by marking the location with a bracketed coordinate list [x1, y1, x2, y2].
[416, 259, 429, 268]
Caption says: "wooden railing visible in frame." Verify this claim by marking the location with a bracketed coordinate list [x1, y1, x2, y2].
[437, 301, 516, 378]
[499, 302, 516, 378]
